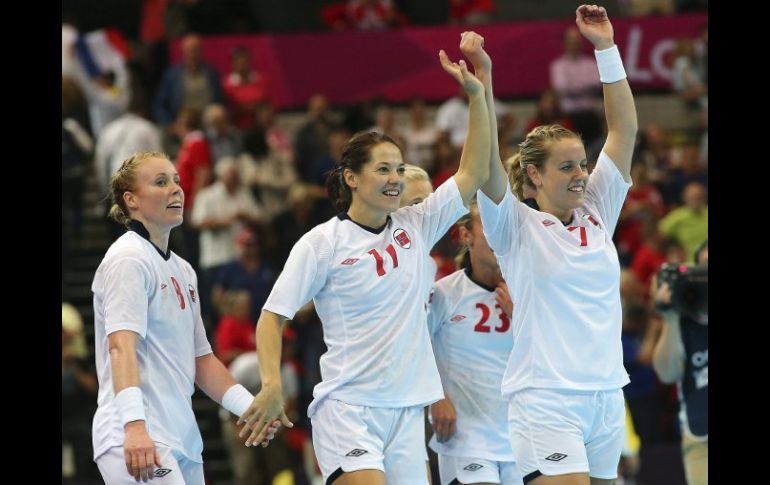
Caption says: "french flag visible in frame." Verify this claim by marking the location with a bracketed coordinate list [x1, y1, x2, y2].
[73, 28, 131, 79]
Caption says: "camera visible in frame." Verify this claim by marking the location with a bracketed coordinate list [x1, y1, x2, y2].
[656, 263, 708, 320]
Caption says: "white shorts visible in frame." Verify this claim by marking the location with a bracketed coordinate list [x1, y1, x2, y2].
[437, 454, 522, 485]
[95, 444, 204, 485]
[507, 389, 625, 482]
[311, 399, 429, 484]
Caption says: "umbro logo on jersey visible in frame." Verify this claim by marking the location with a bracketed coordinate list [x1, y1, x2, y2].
[542, 220, 555, 227]
[464, 463, 483, 471]
[154, 468, 173, 477]
[345, 449, 368, 457]
[160, 283, 167, 290]
[188, 285, 197, 303]
[450, 315, 466, 322]
[341, 258, 360, 265]
[393, 228, 412, 249]
[545, 453, 568, 461]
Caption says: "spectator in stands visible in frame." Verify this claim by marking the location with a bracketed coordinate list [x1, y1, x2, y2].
[403, 98, 440, 173]
[295, 94, 335, 183]
[549, 25, 603, 147]
[191, 157, 263, 324]
[95, 92, 163, 199]
[212, 227, 276, 325]
[62, 78, 93, 242]
[658, 181, 707, 261]
[154, 34, 224, 129]
[223, 46, 271, 130]
[203, 103, 244, 166]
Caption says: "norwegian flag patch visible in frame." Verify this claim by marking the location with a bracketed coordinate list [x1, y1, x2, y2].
[393, 228, 412, 249]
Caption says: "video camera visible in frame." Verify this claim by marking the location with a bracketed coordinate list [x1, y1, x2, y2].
[656, 263, 708, 320]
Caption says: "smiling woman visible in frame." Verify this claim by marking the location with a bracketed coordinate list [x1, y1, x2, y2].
[471, 5, 640, 484]
[91, 151, 279, 484]
[239, 32, 492, 485]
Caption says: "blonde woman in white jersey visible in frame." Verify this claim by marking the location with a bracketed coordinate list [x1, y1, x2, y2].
[427, 203, 522, 485]
[239, 38, 491, 484]
[465, 6, 638, 485]
[91, 152, 278, 484]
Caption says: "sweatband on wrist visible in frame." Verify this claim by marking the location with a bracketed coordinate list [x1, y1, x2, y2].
[114, 386, 146, 426]
[222, 384, 254, 417]
[595, 45, 626, 84]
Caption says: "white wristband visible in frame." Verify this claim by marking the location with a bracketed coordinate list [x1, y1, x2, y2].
[222, 384, 254, 417]
[114, 386, 146, 427]
[595, 45, 626, 84]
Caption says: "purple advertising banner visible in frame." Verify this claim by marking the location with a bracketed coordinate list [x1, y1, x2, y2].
[172, 13, 707, 109]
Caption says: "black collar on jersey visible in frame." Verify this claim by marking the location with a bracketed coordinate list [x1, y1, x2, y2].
[127, 219, 171, 261]
[464, 265, 497, 293]
[522, 198, 573, 226]
[336, 212, 390, 234]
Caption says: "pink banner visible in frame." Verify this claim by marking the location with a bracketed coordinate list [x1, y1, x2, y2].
[173, 13, 707, 110]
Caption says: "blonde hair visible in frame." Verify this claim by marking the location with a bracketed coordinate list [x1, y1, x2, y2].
[403, 163, 432, 186]
[108, 151, 170, 227]
[507, 124, 580, 200]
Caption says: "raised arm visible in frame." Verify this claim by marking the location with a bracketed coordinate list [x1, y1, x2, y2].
[438, 49, 490, 206]
[460, 31, 507, 203]
[576, 4, 637, 180]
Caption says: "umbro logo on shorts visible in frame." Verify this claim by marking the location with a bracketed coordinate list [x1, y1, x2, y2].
[346, 449, 368, 457]
[545, 453, 568, 461]
[464, 463, 483, 471]
[450, 314, 466, 322]
[341, 258, 360, 265]
[154, 468, 173, 477]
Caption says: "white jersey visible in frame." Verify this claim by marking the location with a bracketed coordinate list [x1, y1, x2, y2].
[91, 229, 212, 462]
[264, 177, 468, 417]
[427, 269, 514, 461]
[477, 152, 632, 396]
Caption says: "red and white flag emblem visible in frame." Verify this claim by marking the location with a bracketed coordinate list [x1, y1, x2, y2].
[393, 228, 411, 249]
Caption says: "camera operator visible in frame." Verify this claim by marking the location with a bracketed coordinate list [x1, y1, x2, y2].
[652, 240, 707, 485]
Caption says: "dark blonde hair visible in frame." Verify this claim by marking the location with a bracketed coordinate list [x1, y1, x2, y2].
[507, 124, 580, 199]
[454, 201, 479, 269]
[108, 151, 170, 227]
